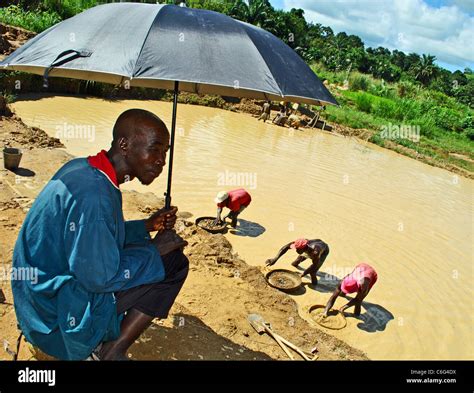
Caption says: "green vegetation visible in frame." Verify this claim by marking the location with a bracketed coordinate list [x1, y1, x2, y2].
[0, 5, 61, 32]
[4, 0, 471, 107]
[316, 65, 474, 172]
[0, 91, 16, 104]
[2, 1, 97, 20]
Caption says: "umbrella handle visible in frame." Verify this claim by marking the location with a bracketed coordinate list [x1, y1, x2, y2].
[165, 81, 179, 209]
[43, 49, 92, 88]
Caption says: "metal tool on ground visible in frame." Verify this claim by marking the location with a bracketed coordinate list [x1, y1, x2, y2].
[248, 313, 294, 359]
[247, 313, 317, 360]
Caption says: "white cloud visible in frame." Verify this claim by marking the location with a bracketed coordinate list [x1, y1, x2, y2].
[283, 0, 474, 70]
[449, 0, 474, 14]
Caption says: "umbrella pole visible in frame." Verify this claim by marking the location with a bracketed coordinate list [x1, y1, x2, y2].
[165, 81, 179, 209]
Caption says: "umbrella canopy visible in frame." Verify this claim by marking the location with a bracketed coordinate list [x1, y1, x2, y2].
[0, 2, 337, 208]
[0, 2, 336, 106]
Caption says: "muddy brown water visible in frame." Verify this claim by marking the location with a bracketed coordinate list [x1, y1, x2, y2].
[11, 94, 473, 360]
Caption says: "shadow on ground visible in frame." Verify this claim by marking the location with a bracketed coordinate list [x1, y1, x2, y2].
[129, 312, 272, 360]
[228, 219, 265, 238]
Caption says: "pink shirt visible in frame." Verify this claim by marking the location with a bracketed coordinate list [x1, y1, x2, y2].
[341, 263, 377, 294]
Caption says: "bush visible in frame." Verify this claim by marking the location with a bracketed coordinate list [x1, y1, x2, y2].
[426, 106, 463, 132]
[461, 114, 474, 130]
[38, 0, 97, 19]
[0, 5, 61, 32]
[419, 98, 437, 114]
[463, 128, 474, 141]
[372, 97, 397, 119]
[0, 91, 16, 104]
[410, 118, 437, 139]
[354, 93, 372, 113]
[367, 81, 396, 99]
[349, 73, 370, 91]
[369, 132, 385, 147]
[454, 81, 474, 108]
[394, 99, 422, 121]
[397, 80, 420, 98]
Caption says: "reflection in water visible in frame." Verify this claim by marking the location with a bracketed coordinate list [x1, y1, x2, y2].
[12, 94, 474, 360]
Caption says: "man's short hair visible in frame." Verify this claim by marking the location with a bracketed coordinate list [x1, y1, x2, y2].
[112, 109, 167, 142]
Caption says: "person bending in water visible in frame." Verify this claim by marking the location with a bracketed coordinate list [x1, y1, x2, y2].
[265, 238, 329, 285]
[323, 263, 377, 317]
[214, 188, 252, 228]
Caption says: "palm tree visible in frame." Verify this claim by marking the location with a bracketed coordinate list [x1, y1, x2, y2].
[412, 54, 438, 86]
[229, 0, 273, 28]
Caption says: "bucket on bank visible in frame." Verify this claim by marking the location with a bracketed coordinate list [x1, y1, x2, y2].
[3, 147, 22, 170]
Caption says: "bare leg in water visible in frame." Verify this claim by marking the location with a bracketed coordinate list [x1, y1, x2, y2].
[99, 308, 153, 360]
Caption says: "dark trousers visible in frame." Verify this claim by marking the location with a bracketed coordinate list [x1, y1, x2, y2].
[304, 245, 330, 283]
[114, 249, 189, 319]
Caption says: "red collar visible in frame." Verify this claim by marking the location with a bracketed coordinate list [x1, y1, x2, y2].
[87, 150, 119, 189]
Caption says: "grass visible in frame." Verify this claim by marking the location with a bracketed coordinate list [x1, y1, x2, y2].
[38, 0, 98, 19]
[0, 5, 61, 33]
[305, 89, 473, 172]
[1, 91, 17, 104]
[324, 104, 386, 130]
[313, 68, 474, 173]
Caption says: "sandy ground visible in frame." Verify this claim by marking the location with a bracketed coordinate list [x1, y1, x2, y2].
[0, 108, 367, 361]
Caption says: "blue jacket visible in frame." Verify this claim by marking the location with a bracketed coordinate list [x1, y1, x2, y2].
[12, 158, 165, 360]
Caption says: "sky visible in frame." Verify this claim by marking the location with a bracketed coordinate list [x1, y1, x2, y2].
[269, 0, 474, 72]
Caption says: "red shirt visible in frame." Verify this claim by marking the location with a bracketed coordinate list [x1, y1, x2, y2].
[87, 150, 119, 189]
[217, 189, 251, 212]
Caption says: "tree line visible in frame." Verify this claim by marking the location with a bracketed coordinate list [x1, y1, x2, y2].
[3, 0, 473, 107]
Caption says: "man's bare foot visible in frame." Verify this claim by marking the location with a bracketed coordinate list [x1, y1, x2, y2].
[97, 343, 130, 361]
[152, 229, 188, 256]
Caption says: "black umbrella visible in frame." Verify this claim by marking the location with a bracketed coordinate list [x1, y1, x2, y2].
[0, 2, 337, 208]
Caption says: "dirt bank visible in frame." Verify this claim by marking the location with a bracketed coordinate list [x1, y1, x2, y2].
[0, 105, 367, 361]
[0, 23, 35, 60]
[329, 122, 474, 179]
